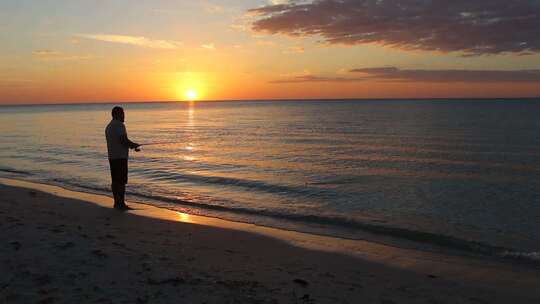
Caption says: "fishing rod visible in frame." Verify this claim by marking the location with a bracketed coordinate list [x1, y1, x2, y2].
[134, 141, 184, 152]
[139, 141, 183, 147]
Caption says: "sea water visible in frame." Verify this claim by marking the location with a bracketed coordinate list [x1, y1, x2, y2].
[1, 100, 539, 258]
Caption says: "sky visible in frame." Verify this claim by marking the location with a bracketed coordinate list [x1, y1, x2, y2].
[1, 0, 540, 104]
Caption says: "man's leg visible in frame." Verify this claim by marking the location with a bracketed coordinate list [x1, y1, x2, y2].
[111, 182, 123, 208]
[118, 158, 130, 209]
[110, 158, 129, 209]
[118, 183, 126, 207]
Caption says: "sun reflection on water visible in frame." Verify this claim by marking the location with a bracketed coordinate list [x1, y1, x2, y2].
[177, 212, 193, 223]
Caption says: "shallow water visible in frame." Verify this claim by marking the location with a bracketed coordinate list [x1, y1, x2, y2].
[1, 100, 539, 256]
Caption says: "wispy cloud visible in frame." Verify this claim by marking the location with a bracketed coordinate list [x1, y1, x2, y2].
[33, 50, 61, 57]
[256, 40, 275, 46]
[271, 74, 363, 83]
[204, 4, 226, 14]
[32, 50, 92, 61]
[201, 43, 216, 50]
[0, 76, 37, 89]
[76, 34, 182, 49]
[0, 77, 35, 84]
[271, 67, 540, 83]
[249, 0, 540, 56]
[284, 45, 305, 54]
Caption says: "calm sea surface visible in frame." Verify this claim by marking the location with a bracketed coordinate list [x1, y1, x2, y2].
[1, 100, 539, 258]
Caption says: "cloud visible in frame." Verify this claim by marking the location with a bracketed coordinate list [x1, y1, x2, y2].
[256, 40, 275, 46]
[76, 34, 182, 49]
[351, 67, 540, 82]
[33, 50, 61, 56]
[204, 4, 226, 14]
[249, 0, 540, 56]
[271, 67, 540, 83]
[271, 74, 364, 83]
[0, 77, 35, 84]
[284, 45, 305, 53]
[201, 43, 216, 50]
[269, 0, 290, 4]
[32, 50, 92, 61]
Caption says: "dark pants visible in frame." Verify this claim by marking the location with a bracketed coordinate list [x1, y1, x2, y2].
[109, 158, 128, 208]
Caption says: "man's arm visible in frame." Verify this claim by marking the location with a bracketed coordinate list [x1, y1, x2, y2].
[120, 134, 139, 150]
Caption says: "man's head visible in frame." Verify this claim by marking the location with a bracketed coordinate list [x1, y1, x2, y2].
[111, 106, 125, 122]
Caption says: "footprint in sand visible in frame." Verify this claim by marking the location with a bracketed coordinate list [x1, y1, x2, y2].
[112, 242, 126, 248]
[34, 274, 52, 286]
[293, 279, 309, 288]
[50, 228, 63, 233]
[91, 249, 108, 258]
[38, 288, 58, 296]
[38, 296, 55, 304]
[147, 276, 186, 286]
[10, 241, 22, 251]
[141, 262, 152, 272]
[299, 294, 313, 303]
[56, 242, 75, 250]
[7, 216, 19, 222]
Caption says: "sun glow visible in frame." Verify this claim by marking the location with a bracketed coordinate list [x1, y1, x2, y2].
[185, 89, 198, 101]
[173, 72, 208, 101]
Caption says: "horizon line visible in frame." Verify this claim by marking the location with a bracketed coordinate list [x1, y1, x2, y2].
[1, 97, 539, 106]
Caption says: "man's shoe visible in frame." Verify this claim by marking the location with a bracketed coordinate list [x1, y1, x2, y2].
[114, 204, 131, 210]
[117, 205, 134, 211]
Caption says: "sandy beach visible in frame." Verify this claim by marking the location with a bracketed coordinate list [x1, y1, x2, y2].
[1, 178, 540, 304]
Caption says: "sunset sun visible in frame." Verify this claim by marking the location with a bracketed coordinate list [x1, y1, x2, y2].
[184, 89, 198, 101]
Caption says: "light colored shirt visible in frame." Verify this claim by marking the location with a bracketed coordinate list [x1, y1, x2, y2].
[105, 119, 129, 159]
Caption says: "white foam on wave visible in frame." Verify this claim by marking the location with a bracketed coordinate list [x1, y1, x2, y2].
[500, 251, 540, 262]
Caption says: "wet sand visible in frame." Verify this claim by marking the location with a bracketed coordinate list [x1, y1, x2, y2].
[1, 179, 540, 303]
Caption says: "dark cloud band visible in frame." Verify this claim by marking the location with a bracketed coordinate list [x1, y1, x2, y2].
[250, 0, 540, 55]
[270, 75, 364, 83]
[352, 67, 540, 82]
[271, 67, 540, 83]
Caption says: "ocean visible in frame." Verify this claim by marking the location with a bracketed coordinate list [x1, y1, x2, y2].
[1, 99, 539, 259]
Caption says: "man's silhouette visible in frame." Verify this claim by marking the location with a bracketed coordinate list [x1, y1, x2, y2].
[105, 106, 140, 210]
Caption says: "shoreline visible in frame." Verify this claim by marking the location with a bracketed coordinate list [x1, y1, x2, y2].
[2, 177, 540, 303]
[1, 177, 538, 268]
[3, 174, 535, 262]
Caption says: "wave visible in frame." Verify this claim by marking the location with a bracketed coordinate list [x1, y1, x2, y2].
[500, 251, 540, 262]
[137, 169, 339, 199]
[0, 167, 33, 175]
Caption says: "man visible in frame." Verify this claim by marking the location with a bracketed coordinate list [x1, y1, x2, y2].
[105, 106, 140, 210]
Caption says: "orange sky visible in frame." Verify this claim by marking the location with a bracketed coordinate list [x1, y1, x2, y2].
[1, 1, 539, 104]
